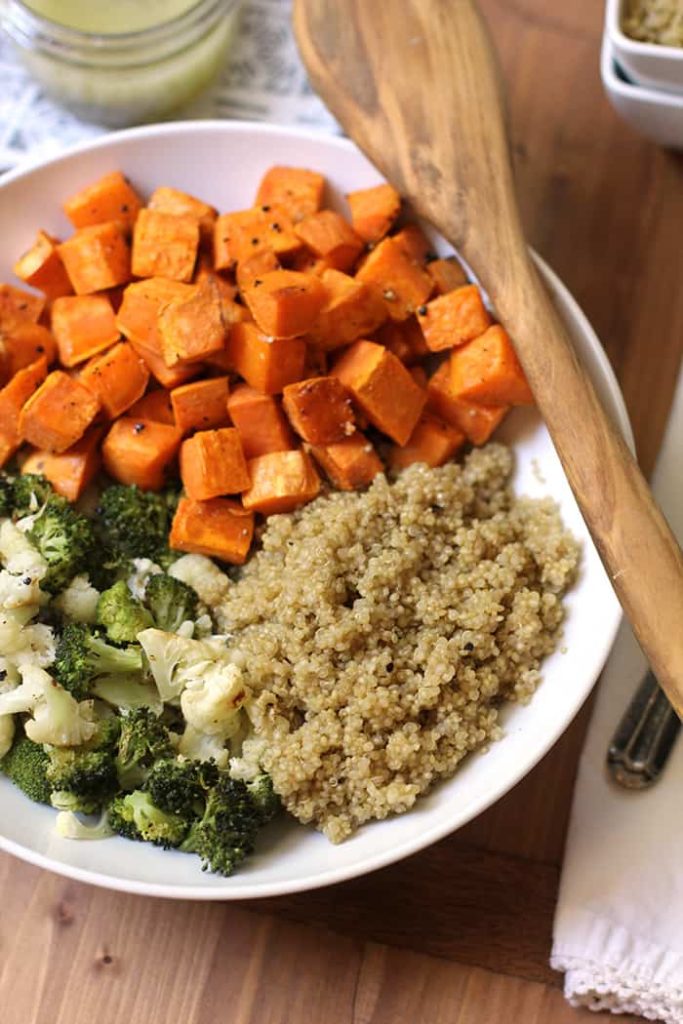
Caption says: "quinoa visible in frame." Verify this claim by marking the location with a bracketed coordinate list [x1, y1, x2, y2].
[217, 444, 580, 843]
[622, 0, 683, 46]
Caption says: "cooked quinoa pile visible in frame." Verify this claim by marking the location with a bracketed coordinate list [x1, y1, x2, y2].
[622, 0, 683, 46]
[217, 444, 579, 843]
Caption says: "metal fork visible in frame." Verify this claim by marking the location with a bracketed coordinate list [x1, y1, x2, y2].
[607, 670, 681, 789]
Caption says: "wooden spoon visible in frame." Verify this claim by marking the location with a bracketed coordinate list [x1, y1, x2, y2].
[294, 0, 683, 715]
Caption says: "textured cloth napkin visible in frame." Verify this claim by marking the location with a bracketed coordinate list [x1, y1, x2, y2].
[552, 364, 683, 1022]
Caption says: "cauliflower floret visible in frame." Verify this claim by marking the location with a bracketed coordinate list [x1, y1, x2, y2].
[137, 628, 223, 702]
[0, 519, 47, 580]
[0, 712, 15, 758]
[0, 605, 39, 656]
[0, 568, 44, 609]
[52, 574, 100, 624]
[126, 558, 164, 601]
[0, 664, 97, 747]
[168, 554, 229, 608]
[180, 663, 248, 737]
[177, 724, 230, 769]
[229, 735, 269, 782]
[7, 623, 57, 670]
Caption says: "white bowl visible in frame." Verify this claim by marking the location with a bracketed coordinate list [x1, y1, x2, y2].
[601, 36, 683, 149]
[0, 121, 632, 899]
[606, 0, 683, 94]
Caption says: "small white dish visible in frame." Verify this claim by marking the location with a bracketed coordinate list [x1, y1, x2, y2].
[601, 36, 683, 149]
[0, 121, 632, 900]
[606, 0, 683, 94]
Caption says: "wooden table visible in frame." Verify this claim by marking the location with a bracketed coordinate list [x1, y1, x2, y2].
[1, 2, 682, 1021]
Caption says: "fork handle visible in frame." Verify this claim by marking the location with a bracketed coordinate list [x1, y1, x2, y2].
[607, 671, 681, 789]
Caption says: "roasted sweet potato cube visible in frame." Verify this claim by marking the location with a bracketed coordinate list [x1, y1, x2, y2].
[307, 269, 387, 351]
[227, 321, 306, 394]
[0, 283, 45, 328]
[392, 223, 433, 264]
[374, 316, 429, 364]
[170, 377, 229, 434]
[288, 249, 333, 277]
[13, 230, 73, 300]
[449, 325, 534, 406]
[63, 171, 143, 232]
[158, 281, 226, 366]
[51, 294, 119, 367]
[390, 414, 465, 470]
[194, 252, 237, 299]
[81, 342, 150, 419]
[132, 209, 199, 282]
[0, 322, 57, 382]
[426, 257, 467, 295]
[148, 186, 217, 243]
[236, 249, 280, 293]
[180, 427, 250, 500]
[308, 432, 383, 491]
[242, 269, 326, 338]
[409, 365, 428, 389]
[170, 496, 254, 564]
[128, 389, 176, 425]
[256, 166, 326, 222]
[128, 337, 200, 390]
[282, 376, 355, 445]
[102, 417, 182, 490]
[18, 369, 100, 452]
[332, 340, 426, 445]
[227, 384, 294, 458]
[417, 284, 491, 351]
[21, 426, 104, 502]
[58, 223, 131, 295]
[0, 357, 47, 466]
[356, 237, 433, 321]
[347, 184, 401, 244]
[213, 206, 300, 271]
[294, 210, 364, 273]
[116, 278, 193, 351]
[427, 361, 508, 444]
[242, 449, 320, 515]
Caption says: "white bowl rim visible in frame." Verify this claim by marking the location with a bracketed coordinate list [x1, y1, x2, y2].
[0, 120, 633, 899]
[601, 35, 683, 104]
[606, 0, 683, 61]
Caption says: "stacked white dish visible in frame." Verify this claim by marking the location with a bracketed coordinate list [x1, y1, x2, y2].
[603, 0, 683, 148]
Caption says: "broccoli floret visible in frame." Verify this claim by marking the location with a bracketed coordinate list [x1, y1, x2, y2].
[180, 774, 263, 876]
[0, 476, 12, 518]
[87, 714, 121, 753]
[12, 474, 65, 518]
[145, 757, 218, 817]
[245, 773, 280, 823]
[96, 581, 153, 643]
[53, 622, 143, 701]
[27, 503, 97, 594]
[108, 790, 188, 848]
[145, 574, 199, 633]
[47, 747, 118, 814]
[116, 707, 174, 790]
[95, 485, 178, 564]
[1, 734, 52, 803]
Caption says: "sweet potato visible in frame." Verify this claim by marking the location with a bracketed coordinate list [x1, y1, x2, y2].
[236, 249, 280, 292]
[213, 206, 300, 271]
[0, 283, 45, 328]
[116, 278, 193, 352]
[227, 384, 294, 458]
[392, 223, 433, 264]
[374, 316, 429, 364]
[128, 389, 175, 425]
[242, 449, 320, 514]
[131, 209, 199, 282]
[13, 231, 73, 300]
[426, 257, 467, 295]
[58, 223, 131, 295]
[128, 337, 200, 390]
[417, 284, 491, 351]
[256, 167, 325, 222]
[282, 376, 355, 445]
[0, 357, 47, 467]
[18, 369, 100, 452]
[293, 210, 364, 273]
[203, 295, 252, 371]
[102, 417, 182, 490]
[390, 413, 465, 470]
[81, 342, 150, 419]
[409, 365, 428, 389]
[227, 321, 306, 394]
[449, 324, 534, 406]
[307, 268, 387, 351]
[427, 361, 508, 444]
[21, 425, 104, 502]
[148, 186, 217, 243]
[332, 339, 426, 445]
[50, 294, 119, 367]
[308, 432, 383, 491]
[170, 496, 254, 564]
[63, 171, 143, 232]
[242, 269, 326, 338]
[180, 427, 249, 500]
[170, 377, 229, 434]
[158, 280, 225, 366]
[347, 184, 401, 243]
[194, 252, 238, 301]
[288, 249, 333, 277]
[0, 322, 57, 382]
[356, 237, 433, 321]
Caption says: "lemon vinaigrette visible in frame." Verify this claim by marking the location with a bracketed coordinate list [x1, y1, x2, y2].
[1, 0, 242, 125]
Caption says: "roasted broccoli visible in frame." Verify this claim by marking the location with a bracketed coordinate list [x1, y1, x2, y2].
[12, 474, 64, 518]
[145, 574, 199, 633]
[27, 503, 97, 594]
[53, 622, 143, 701]
[47, 747, 118, 814]
[145, 757, 218, 817]
[0, 475, 12, 518]
[0, 733, 51, 803]
[108, 791, 188, 848]
[96, 580, 153, 643]
[180, 774, 264, 877]
[245, 773, 280, 823]
[95, 485, 178, 565]
[115, 707, 174, 790]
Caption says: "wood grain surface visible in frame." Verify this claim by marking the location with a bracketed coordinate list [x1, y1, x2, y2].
[1, 1, 681, 1022]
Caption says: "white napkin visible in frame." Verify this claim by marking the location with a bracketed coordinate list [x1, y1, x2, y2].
[552, 364, 683, 1022]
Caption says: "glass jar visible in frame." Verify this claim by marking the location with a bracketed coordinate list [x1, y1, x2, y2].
[1, 0, 242, 127]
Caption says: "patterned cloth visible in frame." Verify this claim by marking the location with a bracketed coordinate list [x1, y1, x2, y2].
[0, 0, 338, 171]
